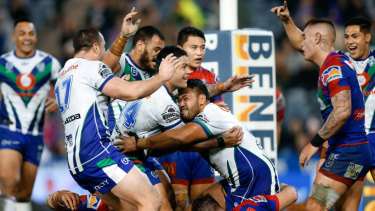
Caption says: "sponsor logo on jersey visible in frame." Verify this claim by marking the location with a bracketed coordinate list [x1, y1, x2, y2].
[87, 194, 102, 209]
[357, 72, 370, 88]
[16, 73, 35, 90]
[98, 64, 112, 79]
[321, 66, 343, 86]
[344, 162, 363, 180]
[195, 113, 209, 123]
[162, 162, 176, 176]
[354, 109, 365, 120]
[161, 105, 180, 123]
[94, 179, 109, 191]
[59, 64, 78, 77]
[64, 113, 81, 124]
[363, 90, 375, 96]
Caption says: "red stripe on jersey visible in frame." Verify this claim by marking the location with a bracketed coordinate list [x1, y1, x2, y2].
[170, 178, 189, 185]
[319, 169, 354, 186]
[331, 141, 368, 148]
[191, 177, 215, 185]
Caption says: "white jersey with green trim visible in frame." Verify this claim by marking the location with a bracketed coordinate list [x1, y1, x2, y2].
[192, 103, 279, 193]
[55, 58, 115, 174]
[338, 50, 375, 134]
[0, 50, 61, 135]
[111, 85, 183, 142]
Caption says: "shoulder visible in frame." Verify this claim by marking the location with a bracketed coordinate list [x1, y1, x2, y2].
[0, 51, 13, 59]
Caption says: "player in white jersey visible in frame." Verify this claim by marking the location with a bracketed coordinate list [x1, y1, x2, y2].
[120, 78, 278, 210]
[271, 2, 375, 209]
[0, 17, 61, 211]
[55, 8, 181, 210]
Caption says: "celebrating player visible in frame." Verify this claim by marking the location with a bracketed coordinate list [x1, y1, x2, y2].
[276, 16, 371, 210]
[0, 17, 61, 211]
[157, 26, 221, 210]
[54, 8, 182, 210]
[120, 78, 277, 210]
[271, 2, 375, 209]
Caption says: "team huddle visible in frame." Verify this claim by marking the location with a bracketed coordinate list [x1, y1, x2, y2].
[1, 1, 375, 211]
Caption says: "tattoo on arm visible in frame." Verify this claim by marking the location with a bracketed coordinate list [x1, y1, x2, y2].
[206, 84, 219, 99]
[319, 90, 351, 140]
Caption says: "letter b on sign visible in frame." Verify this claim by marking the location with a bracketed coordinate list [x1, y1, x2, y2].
[248, 36, 272, 60]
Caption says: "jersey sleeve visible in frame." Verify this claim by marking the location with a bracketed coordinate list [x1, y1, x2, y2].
[116, 53, 127, 78]
[50, 57, 61, 83]
[86, 61, 115, 91]
[152, 97, 183, 131]
[320, 66, 350, 98]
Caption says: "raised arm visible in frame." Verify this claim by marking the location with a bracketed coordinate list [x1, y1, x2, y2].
[102, 54, 178, 101]
[103, 7, 141, 74]
[270, 0, 303, 52]
[299, 90, 351, 168]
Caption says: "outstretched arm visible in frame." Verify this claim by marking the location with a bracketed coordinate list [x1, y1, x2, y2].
[270, 0, 303, 52]
[206, 74, 255, 99]
[103, 7, 141, 74]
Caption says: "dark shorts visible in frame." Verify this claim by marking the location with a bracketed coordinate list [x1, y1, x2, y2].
[72, 147, 135, 194]
[0, 127, 43, 166]
[320, 143, 372, 186]
[143, 157, 162, 185]
[158, 151, 215, 185]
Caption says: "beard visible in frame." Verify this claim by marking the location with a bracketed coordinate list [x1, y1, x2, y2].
[139, 50, 156, 74]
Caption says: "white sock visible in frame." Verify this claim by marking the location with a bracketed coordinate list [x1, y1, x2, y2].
[16, 202, 32, 211]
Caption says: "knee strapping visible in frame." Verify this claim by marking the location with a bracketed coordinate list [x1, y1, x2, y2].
[308, 183, 340, 208]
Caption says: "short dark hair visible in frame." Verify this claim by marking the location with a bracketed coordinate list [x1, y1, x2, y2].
[155, 45, 187, 71]
[132, 26, 165, 48]
[345, 17, 371, 34]
[73, 28, 102, 54]
[304, 18, 336, 40]
[177, 26, 206, 46]
[14, 17, 32, 28]
[184, 79, 209, 100]
[192, 194, 222, 211]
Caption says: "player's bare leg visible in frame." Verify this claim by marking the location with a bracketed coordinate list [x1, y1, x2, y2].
[334, 180, 364, 211]
[154, 170, 177, 210]
[16, 161, 38, 201]
[0, 149, 22, 197]
[172, 184, 189, 211]
[96, 166, 161, 211]
[154, 183, 172, 211]
[306, 171, 348, 211]
[277, 184, 298, 210]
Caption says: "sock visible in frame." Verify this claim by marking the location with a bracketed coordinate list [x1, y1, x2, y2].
[16, 201, 31, 211]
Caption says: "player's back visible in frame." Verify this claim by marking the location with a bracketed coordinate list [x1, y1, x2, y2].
[318, 52, 367, 146]
[56, 58, 114, 174]
[194, 103, 278, 194]
[0, 50, 60, 135]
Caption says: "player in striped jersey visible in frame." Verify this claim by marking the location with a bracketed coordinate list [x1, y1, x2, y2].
[271, 2, 375, 209]
[55, 9, 180, 210]
[0, 17, 61, 211]
[158, 26, 220, 210]
[105, 26, 177, 210]
[124, 79, 278, 210]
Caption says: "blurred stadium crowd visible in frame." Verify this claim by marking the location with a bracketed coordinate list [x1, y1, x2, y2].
[0, 0, 374, 161]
